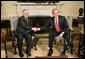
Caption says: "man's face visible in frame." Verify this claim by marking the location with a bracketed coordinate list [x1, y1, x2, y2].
[23, 10, 29, 18]
[53, 10, 59, 18]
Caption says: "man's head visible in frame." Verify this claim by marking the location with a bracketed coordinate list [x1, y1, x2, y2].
[52, 9, 59, 18]
[22, 9, 29, 18]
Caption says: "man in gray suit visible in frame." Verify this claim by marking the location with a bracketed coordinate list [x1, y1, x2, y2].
[16, 9, 37, 57]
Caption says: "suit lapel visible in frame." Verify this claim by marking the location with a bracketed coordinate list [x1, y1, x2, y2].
[23, 16, 30, 25]
[51, 17, 55, 27]
[58, 16, 61, 30]
[53, 17, 55, 25]
[22, 16, 27, 24]
[27, 18, 30, 25]
[58, 16, 60, 26]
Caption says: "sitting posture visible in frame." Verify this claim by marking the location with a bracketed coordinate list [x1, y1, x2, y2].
[15, 9, 38, 57]
[35, 9, 71, 56]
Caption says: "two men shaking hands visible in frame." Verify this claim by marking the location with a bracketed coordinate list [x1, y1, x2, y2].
[32, 27, 40, 32]
[16, 8, 70, 57]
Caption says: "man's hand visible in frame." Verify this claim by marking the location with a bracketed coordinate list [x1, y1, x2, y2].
[32, 27, 38, 32]
[58, 33, 64, 39]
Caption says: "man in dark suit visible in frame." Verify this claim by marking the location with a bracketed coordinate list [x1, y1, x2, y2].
[36, 9, 70, 56]
[16, 9, 37, 57]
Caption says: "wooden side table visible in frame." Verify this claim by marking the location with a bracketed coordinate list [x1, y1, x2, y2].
[73, 18, 84, 27]
[78, 31, 84, 58]
[73, 18, 84, 24]
[1, 20, 11, 36]
[71, 18, 84, 57]
[1, 31, 8, 58]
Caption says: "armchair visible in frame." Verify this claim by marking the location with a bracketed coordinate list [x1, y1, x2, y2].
[10, 17, 39, 56]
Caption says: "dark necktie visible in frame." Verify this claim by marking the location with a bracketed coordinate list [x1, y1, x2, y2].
[26, 19, 28, 23]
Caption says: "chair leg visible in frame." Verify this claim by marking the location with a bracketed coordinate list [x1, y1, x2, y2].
[3, 39, 8, 58]
[14, 46, 17, 55]
[70, 37, 73, 54]
[11, 31, 17, 55]
[70, 31, 74, 54]
[35, 45, 37, 50]
[11, 38, 17, 55]
[13, 41, 17, 55]
[78, 34, 82, 58]
[70, 46, 73, 54]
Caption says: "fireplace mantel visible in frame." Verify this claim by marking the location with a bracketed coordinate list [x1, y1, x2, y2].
[14, 3, 64, 17]
[15, 3, 64, 6]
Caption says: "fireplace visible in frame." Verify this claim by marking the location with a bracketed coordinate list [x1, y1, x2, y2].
[15, 3, 63, 33]
[29, 16, 51, 33]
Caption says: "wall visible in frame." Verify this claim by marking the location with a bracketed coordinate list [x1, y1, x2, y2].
[1, 1, 84, 20]
[60, 1, 84, 18]
[1, 1, 17, 20]
[1, 1, 84, 31]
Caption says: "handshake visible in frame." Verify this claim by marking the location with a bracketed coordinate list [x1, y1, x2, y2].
[32, 27, 40, 32]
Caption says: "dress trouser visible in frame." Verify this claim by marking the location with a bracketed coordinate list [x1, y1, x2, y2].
[49, 30, 70, 51]
[16, 32, 32, 54]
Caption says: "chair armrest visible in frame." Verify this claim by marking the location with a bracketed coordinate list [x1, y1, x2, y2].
[69, 28, 74, 32]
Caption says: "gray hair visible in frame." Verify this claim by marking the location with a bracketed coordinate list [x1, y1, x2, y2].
[22, 9, 29, 13]
[52, 8, 59, 14]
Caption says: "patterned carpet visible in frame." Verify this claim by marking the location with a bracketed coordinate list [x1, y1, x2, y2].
[1, 43, 78, 58]
[1, 31, 80, 58]
[1, 24, 83, 58]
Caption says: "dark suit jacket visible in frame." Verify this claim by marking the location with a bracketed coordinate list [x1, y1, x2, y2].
[16, 16, 32, 34]
[40, 15, 69, 34]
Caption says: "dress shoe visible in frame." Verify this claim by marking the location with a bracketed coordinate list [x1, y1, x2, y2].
[61, 51, 65, 56]
[27, 53, 31, 58]
[19, 52, 24, 57]
[47, 50, 53, 56]
[26, 51, 28, 54]
[28, 53, 31, 56]
[26, 51, 31, 56]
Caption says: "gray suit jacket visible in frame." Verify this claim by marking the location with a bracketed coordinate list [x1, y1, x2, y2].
[16, 16, 32, 34]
